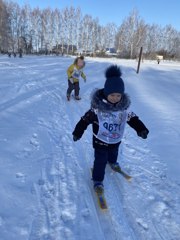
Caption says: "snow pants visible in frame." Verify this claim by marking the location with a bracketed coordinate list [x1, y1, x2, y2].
[67, 80, 80, 97]
[92, 147, 119, 182]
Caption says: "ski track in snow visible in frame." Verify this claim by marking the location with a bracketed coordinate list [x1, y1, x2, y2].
[0, 55, 180, 240]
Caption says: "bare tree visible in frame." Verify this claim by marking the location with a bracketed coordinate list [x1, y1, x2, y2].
[18, 4, 32, 53]
[144, 24, 180, 59]
[144, 24, 161, 54]
[0, 0, 11, 52]
[61, 7, 78, 54]
[162, 25, 179, 58]
[74, 7, 82, 52]
[1, 1, 179, 59]
[4, 2, 20, 52]
[31, 7, 41, 52]
[40, 8, 52, 51]
[104, 23, 117, 49]
[80, 16, 100, 53]
[115, 9, 147, 58]
[96, 25, 107, 51]
[90, 18, 99, 52]
[174, 32, 180, 59]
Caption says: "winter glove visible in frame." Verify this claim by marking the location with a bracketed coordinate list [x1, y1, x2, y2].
[137, 129, 149, 139]
[73, 135, 80, 142]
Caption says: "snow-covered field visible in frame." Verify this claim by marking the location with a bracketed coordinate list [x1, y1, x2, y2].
[0, 55, 180, 240]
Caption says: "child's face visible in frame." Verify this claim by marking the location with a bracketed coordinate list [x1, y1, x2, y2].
[107, 93, 122, 104]
[77, 59, 84, 68]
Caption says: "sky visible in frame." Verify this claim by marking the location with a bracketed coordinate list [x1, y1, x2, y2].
[14, 0, 180, 30]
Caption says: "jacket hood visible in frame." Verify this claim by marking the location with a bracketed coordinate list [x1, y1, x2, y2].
[91, 89, 131, 112]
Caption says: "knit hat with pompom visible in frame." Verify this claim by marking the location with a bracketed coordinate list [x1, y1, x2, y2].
[104, 65, 125, 96]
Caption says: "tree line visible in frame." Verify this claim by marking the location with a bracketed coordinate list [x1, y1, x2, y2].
[0, 0, 180, 59]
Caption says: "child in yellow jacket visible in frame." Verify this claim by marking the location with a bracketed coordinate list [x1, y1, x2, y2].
[67, 56, 86, 100]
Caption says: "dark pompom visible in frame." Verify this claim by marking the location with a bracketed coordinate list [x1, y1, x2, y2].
[105, 65, 122, 78]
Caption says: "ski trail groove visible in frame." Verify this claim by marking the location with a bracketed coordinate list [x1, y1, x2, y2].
[29, 91, 107, 239]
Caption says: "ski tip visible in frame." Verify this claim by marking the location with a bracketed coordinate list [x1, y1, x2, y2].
[100, 205, 108, 210]
[98, 198, 108, 210]
[127, 177, 132, 182]
[95, 191, 108, 210]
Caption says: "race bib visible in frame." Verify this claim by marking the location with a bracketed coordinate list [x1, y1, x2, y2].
[95, 110, 127, 144]
[72, 67, 81, 79]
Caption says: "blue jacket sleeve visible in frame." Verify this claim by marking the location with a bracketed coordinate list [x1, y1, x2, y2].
[72, 109, 96, 139]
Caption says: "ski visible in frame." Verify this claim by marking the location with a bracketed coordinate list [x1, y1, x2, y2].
[94, 190, 108, 210]
[91, 168, 108, 210]
[116, 168, 132, 181]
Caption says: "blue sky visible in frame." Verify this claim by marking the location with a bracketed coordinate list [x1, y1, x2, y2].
[15, 0, 180, 30]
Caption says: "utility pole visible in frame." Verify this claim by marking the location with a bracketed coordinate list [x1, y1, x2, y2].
[137, 47, 143, 74]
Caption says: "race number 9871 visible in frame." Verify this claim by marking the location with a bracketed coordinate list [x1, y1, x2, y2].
[103, 122, 121, 132]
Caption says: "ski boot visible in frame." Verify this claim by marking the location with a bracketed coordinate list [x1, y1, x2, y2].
[75, 96, 81, 100]
[67, 95, 70, 101]
[109, 162, 121, 172]
[93, 181, 104, 194]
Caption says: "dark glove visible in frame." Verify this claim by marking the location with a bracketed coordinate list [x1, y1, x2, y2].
[73, 135, 80, 142]
[137, 129, 149, 139]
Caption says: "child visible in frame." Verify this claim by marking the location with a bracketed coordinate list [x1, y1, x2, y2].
[67, 56, 86, 101]
[72, 65, 149, 193]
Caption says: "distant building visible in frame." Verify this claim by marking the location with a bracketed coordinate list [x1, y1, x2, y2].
[156, 55, 163, 64]
[105, 48, 117, 56]
[156, 55, 163, 60]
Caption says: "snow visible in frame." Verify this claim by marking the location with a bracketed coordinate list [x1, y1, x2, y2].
[0, 55, 180, 240]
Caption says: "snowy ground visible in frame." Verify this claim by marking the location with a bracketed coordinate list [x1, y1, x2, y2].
[0, 55, 180, 240]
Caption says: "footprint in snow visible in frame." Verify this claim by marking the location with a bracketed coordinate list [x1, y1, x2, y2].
[153, 201, 170, 217]
[30, 133, 39, 148]
[136, 218, 149, 230]
[61, 210, 76, 223]
[16, 172, 26, 182]
[81, 208, 91, 218]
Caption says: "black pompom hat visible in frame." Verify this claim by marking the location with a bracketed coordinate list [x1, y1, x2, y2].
[104, 65, 125, 96]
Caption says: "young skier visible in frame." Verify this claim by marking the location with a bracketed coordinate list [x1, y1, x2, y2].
[72, 65, 149, 193]
[67, 56, 86, 100]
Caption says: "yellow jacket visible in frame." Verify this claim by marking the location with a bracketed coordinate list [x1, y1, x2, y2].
[67, 64, 86, 83]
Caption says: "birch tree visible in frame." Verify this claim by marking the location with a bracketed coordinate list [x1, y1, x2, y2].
[115, 9, 147, 58]
[0, 0, 11, 51]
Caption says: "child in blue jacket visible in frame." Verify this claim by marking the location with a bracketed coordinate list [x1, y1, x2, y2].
[72, 65, 149, 192]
